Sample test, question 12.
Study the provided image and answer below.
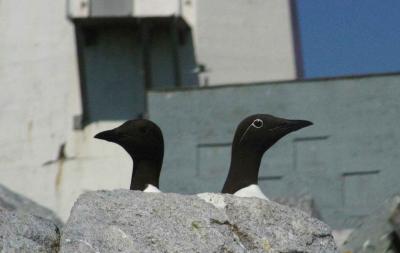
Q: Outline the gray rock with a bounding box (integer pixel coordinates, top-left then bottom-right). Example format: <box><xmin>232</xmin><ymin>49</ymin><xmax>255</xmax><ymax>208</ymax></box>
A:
<box><xmin>331</xmin><ymin>229</ymin><xmax>353</xmax><ymax>248</ymax></box>
<box><xmin>389</xmin><ymin>201</ymin><xmax>400</xmax><ymax>239</ymax></box>
<box><xmin>61</xmin><ymin>190</ymin><xmax>337</xmax><ymax>253</ymax></box>
<box><xmin>273</xmin><ymin>194</ymin><xmax>321</xmax><ymax>218</ymax></box>
<box><xmin>342</xmin><ymin>195</ymin><xmax>400</xmax><ymax>253</ymax></box>
<box><xmin>0</xmin><ymin>210</ymin><xmax>60</xmax><ymax>253</ymax></box>
<box><xmin>0</xmin><ymin>184</ymin><xmax>62</xmax><ymax>227</ymax></box>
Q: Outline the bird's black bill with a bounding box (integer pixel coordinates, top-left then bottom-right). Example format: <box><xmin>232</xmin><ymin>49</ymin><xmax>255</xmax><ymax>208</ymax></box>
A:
<box><xmin>94</xmin><ymin>129</ymin><xmax>117</xmax><ymax>142</ymax></box>
<box><xmin>284</xmin><ymin>119</ymin><xmax>313</xmax><ymax>132</ymax></box>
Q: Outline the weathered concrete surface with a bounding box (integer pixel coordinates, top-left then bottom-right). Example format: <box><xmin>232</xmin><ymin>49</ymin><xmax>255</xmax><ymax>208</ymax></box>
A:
<box><xmin>0</xmin><ymin>0</ymin><xmax>80</xmax><ymax>220</ymax></box>
<box><xmin>61</xmin><ymin>190</ymin><xmax>337</xmax><ymax>253</ymax></box>
<box><xmin>0</xmin><ymin>210</ymin><xmax>60</xmax><ymax>253</ymax></box>
<box><xmin>0</xmin><ymin>184</ymin><xmax>62</xmax><ymax>227</ymax></box>
<box><xmin>341</xmin><ymin>195</ymin><xmax>400</xmax><ymax>253</ymax></box>
<box><xmin>195</xmin><ymin>0</ymin><xmax>296</xmax><ymax>85</ymax></box>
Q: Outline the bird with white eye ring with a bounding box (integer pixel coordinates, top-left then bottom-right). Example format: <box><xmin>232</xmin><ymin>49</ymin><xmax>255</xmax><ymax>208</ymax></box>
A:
<box><xmin>253</xmin><ymin>119</ymin><xmax>263</xmax><ymax>128</ymax></box>
<box><xmin>239</xmin><ymin>119</ymin><xmax>264</xmax><ymax>144</ymax></box>
<box><xmin>222</xmin><ymin>114</ymin><xmax>313</xmax><ymax>200</ymax></box>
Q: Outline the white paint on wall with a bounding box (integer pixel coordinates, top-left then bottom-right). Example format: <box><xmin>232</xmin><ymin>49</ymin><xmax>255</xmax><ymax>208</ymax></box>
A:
<box><xmin>193</xmin><ymin>0</ymin><xmax>296</xmax><ymax>85</ymax></box>
<box><xmin>181</xmin><ymin>0</ymin><xmax>196</xmax><ymax>28</ymax></box>
<box><xmin>0</xmin><ymin>0</ymin><xmax>81</xmax><ymax>218</ymax></box>
<box><xmin>133</xmin><ymin>0</ymin><xmax>181</xmax><ymax>17</ymax></box>
<box><xmin>67</xmin><ymin>0</ymin><xmax>90</xmax><ymax>18</ymax></box>
<box><xmin>58</xmin><ymin>122</ymin><xmax>133</xmax><ymax>219</ymax></box>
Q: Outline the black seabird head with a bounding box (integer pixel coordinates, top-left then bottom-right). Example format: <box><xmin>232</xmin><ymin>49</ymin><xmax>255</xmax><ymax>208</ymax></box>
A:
<box><xmin>233</xmin><ymin>114</ymin><xmax>313</xmax><ymax>155</ymax></box>
<box><xmin>222</xmin><ymin>114</ymin><xmax>312</xmax><ymax>194</ymax></box>
<box><xmin>94</xmin><ymin>119</ymin><xmax>164</xmax><ymax>162</ymax></box>
<box><xmin>94</xmin><ymin>119</ymin><xmax>164</xmax><ymax>191</ymax></box>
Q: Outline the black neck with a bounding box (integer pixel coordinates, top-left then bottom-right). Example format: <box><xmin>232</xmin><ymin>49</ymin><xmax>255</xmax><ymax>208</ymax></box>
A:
<box><xmin>130</xmin><ymin>159</ymin><xmax>161</xmax><ymax>191</ymax></box>
<box><xmin>222</xmin><ymin>146</ymin><xmax>263</xmax><ymax>194</ymax></box>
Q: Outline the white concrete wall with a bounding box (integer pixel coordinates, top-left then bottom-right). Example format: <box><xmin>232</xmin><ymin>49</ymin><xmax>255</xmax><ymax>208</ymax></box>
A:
<box><xmin>133</xmin><ymin>0</ymin><xmax>181</xmax><ymax>17</ymax></box>
<box><xmin>0</xmin><ymin>1</ymin><xmax>135</xmax><ymax>220</ymax></box>
<box><xmin>193</xmin><ymin>0</ymin><xmax>296</xmax><ymax>85</ymax></box>
<box><xmin>0</xmin><ymin>0</ymin><xmax>80</xmax><ymax>218</ymax></box>
<box><xmin>60</xmin><ymin>122</ymin><xmax>133</xmax><ymax>220</ymax></box>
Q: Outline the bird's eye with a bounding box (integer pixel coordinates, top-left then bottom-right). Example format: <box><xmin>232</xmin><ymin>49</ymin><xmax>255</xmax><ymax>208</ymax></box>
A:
<box><xmin>252</xmin><ymin>119</ymin><xmax>263</xmax><ymax>128</ymax></box>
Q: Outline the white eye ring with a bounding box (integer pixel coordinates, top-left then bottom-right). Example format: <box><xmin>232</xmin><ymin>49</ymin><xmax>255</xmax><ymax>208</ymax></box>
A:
<box><xmin>252</xmin><ymin>119</ymin><xmax>263</xmax><ymax>128</ymax></box>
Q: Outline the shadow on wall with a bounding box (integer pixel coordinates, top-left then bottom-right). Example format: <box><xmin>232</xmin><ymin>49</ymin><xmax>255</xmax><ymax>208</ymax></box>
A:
<box><xmin>74</xmin><ymin>18</ymin><xmax>199</xmax><ymax>126</ymax></box>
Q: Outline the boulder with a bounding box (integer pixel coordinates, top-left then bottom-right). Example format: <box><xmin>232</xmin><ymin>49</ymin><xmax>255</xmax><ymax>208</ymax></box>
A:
<box><xmin>331</xmin><ymin>229</ymin><xmax>353</xmax><ymax>249</ymax></box>
<box><xmin>0</xmin><ymin>210</ymin><xmax>60</xmax><ymax>253</ymax></box>
<box><xmin>0</xmin><ymin>184</ymin><xmax>62</xmax><ymax>227</ymax></box>
<box><xmin>273</xmin><ymin>194</ymin><xmax>320</xmax><ymax>218</ymax></box>
<box><xmin>390</xmin><ymin>201</ymin><xmax>400</xmax><ymax>239</ymax></box>
<box><xmin>61</xmin><ymin>190</ymin><xmax>337</xmax><ymax>253</ymax></box>
<box><xmin>342</xmin><ymin>195</ymin><xmax>400</xmax><ymax>253</ymax></box>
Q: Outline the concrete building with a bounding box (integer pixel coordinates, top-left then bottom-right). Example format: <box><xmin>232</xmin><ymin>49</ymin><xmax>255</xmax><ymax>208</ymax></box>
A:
<box><xmin>1</xmin><ymin>0</ymin><xmax>399</xmax><ymax>230</ymax></box>
<box><xmin>0</xmin><ymin>0</ymin><xmax>297</xmax><ymax>220</ymax></box>
<box><xmin>68</xmin><ymin>0</ymin><xmax>297</xmax><ymax>126</ymax></box>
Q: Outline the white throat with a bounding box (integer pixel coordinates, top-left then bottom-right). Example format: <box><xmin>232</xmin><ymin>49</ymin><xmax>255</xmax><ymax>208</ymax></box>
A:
<box><xmin>233</xmin><ymin>184</ymin><xmax>269</xmax><ymax>201</ymax></box>
<box><xmin>143</xmin><ymin>184</ymin><xmax>161</xmax><ymax>193</ymax></box>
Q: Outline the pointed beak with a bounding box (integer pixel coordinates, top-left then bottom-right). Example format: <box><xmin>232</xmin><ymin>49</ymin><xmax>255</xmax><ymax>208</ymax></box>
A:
<box><xmin>94</xmin><ymin>129</ymin><xmax>117</xmax><ymax>142</ymax></box>
<box><xmin>285</xmin><ymin>119</ymin><xmax>313</xmax><ymax>132</ymax></box>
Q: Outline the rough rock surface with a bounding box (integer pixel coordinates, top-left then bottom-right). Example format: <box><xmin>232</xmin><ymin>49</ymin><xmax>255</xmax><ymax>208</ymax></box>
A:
<box><xmin>390</xmin><ymin>201</ymin><xmax>400</xmax><ymax>239</ymax></box>
<box><xmin>331</xmin><ymin>229</ymin><xmax>353</xmax><ymax>249</ymax></box>
<box><xmin>0</xmin><ymin>184</ymin><xmax>62</xmax><ymax>227</ymax></box>
<box><xmin>342</xmin><ymin>195</ymin><xmax>400</xmax><ymax>253</ymax></box>
<box><xmin>273</xmin><ymin>194</ymin><xmax>320</xmax><ymax>218</ymax></box>
<box><xmin>0</xmin><ymin>210</ymin><xmax>60</xmax><ymax>253</ymax></box>
<box><xmin>61</xmin><ymin>190</ymin><xmax>337</xmax><ymax>253</ymax></box>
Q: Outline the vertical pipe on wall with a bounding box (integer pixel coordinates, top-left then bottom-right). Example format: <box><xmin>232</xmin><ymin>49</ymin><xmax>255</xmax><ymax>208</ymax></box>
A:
<box><xmin>289</xmin><ymin>0</ymin><xmax>304</xmax><ymax>79</ymax></box>
<box><xmin>74</xmin><ymin>25</ymin><xmax>90</xmax><ymax>127</ymax></box>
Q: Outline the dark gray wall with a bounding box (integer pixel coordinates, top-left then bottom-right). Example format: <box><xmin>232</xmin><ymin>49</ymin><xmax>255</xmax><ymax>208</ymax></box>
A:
<box><xmin>78</xmin><ymin>22</ymin><xmax>198</xmax><ymax>124</ymax></box>
<box><xmin>82</xmin><ymin>26</ymin><xmax>145</xmax><ymax>122</ymax></box>
<box><xmin>148</xmin><ymin>74</ymin><xmax>400</xmax><ymax>229</ymax></box>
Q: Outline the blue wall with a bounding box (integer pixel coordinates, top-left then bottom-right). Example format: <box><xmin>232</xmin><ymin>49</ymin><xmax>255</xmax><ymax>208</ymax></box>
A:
<box><xmin>148</xmin><ymin>74</ymin><xmax>400</xmax><ymax>229</ymax></box>
<box><xmin>297</xmin><ymin>0</ymin><xmax>400</xmax><ymax>78</ymax></box>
